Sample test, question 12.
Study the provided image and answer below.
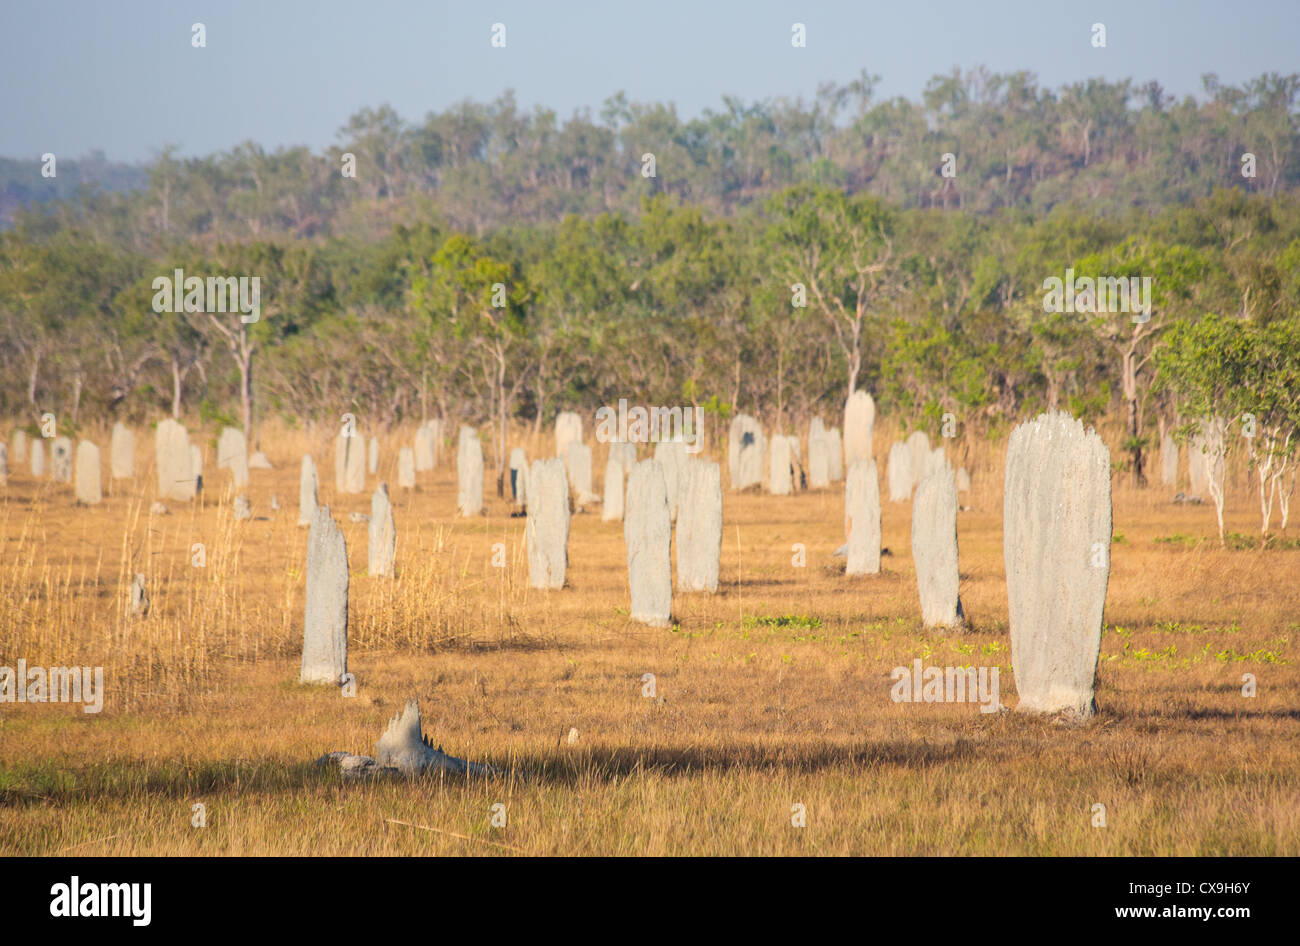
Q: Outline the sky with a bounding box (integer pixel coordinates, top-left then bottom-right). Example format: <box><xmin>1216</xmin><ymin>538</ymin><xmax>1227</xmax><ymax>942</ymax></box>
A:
<box><xmin>2</xmin><ymin>0</ymin><xmax>1298</xmax><ymax>163</ymax></box>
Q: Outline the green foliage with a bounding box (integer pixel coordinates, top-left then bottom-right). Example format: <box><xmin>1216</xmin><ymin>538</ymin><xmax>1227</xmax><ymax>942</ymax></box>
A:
<box><xmin>198</xmin><ymin>399</ymin><xmax>238</xmax><ymax>430</ymax></box>
<box><xmin>742</xmin><ymin>614</ymin><xmax>823</xmax><ymax>630</ymax></box>
<box><xmin>1</xmin><ymin>69</ymin><xmax>1299</xmax><ymax>447</ymax></box>
<box><xmin>1156</xmin><ymin>313</ymin><xmax>1300</xmax><ymax>458</ymax></box>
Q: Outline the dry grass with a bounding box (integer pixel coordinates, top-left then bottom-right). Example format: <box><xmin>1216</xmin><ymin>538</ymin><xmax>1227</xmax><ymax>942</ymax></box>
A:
<box><xmin>1</xmin><ymin>420</ymin><xmax>1297</xmax><ymax>856</ymax></box>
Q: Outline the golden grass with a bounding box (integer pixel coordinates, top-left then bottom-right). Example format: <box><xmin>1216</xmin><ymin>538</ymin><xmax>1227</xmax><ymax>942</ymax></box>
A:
<box><xmin>1</xmin><ymin>420</ymin><xmax>1296</xmax><ymax>856</ymax></box>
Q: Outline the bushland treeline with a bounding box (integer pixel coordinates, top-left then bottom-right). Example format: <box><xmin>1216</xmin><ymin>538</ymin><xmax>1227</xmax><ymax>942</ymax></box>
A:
<box><xmin>1</xmin><ymin>68</ymin><xmax>1299</xmax><ymax>500</ymax></box>
<box><xmin>7</xmin><ymin>69</ymin><xmax>1299</xmax><ymax>233</ymax></box>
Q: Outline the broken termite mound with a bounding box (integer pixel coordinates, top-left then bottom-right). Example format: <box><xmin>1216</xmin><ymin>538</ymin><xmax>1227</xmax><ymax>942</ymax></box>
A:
<box><xmin>315</xmin><ymin>699</ymin><xmax>500</xmax><ymax>778</ymax></box>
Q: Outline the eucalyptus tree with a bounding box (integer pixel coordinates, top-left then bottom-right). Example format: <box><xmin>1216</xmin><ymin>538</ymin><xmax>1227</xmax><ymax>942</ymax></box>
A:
<box><xmin>1159</xmin><ymin>314</ymin><xmax>1300</xmax><ymax>542</ymax></box>
<box><xmin>522</xmin><ymin>213</ymin><xmax>625</xmax><ymax>437</ymax></box>
<box><xmin>765</xmin><ymin>185</ymin><xmax>901</xmax><ymax>398</ymax></box>
<box><xmin>413</xmin><ymin>233</ymin><xmax>526</xmax><ymax>497</ymax></box>
<box><xmin>1070</xmin><ymin>239</ymin><xmax>1214</xmax><ymax>485</ymax></box>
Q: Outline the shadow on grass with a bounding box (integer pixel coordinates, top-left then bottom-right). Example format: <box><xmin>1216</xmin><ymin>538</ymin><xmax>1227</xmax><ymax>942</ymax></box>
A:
<box><xmin>508</xmin><ymin>739</ymin><xmax>977</xmax><ymax>786</ymax></box>
<box><xmin>344</xmin><ymin>632</ymin><xmax>558</xmax><ymax>656</ymax></box>
<box><xmin>462</xmin><ymin>634</ymin><xmax>557</xmax><ymax>654</ymax></box>
<box><xmin>729</xmin><ymin>577</ymin><xmax>803</xmax><ymax>589</ymax></box>
<box><xmin>0</xmin><ymin>738</ymin><xmax>977</xmax><ymax>805</ymax></box>
<box><xmin>1122</xmin><ymin>706</ymin><xmax>1300</xmax><ymax>722</ymax></box>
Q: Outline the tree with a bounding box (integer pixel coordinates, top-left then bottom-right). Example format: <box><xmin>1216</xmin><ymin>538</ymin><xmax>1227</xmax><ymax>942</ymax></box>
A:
<box><xmin>413</xmin><ymin>234</ymin><xmax>526</xmax><ymax>497</ymax></box>
<box><xmin>523</xmin><ymin>214</ymin><xmax>624</xmax><ymax>438</ymax></box>
<box><xmin>1073</xmin><ymin>240</ymin><xmax>1211</xmax><ymax>485</ymax></box>
<box><xmin>765</xmin><ymin>186</ymin><xmax>900</xmax><ymax>398</ymax></box>
<box><xmin>1155</xmin><ymin>314</ymin><xmax>1300</xmax><ymax>543</ymax></box>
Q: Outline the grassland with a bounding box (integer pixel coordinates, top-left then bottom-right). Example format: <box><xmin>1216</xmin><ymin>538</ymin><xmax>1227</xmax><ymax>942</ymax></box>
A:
<box><xmin>1</xmin><ymin>422</ymin><xmax>1296</xmax><ymax>856</ymax></box>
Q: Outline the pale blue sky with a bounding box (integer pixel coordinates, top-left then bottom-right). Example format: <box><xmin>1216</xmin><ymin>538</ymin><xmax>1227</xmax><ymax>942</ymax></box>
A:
<box><xmin>2</xmin><ymin>0</ymin><xmax>1297</xmax><ymax>162</ymax></box>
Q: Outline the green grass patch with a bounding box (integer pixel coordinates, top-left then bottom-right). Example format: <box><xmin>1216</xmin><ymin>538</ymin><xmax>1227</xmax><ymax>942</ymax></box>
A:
<box><xmin>742</xmin><ymin>614</ymin><xmax>823</xmax><ymax>631</ymax></box>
